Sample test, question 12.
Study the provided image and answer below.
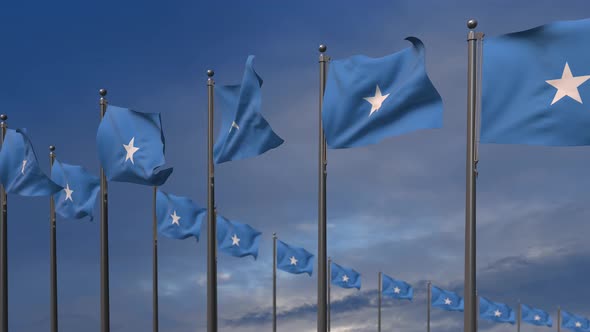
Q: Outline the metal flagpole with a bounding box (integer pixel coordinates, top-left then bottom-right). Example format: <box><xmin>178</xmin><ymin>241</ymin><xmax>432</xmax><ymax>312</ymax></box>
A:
<box><xmin>317</xmin><ymin>43</ymin><xmax>328</xmax><ymax>332</ymax></box>
<box><xmin>273</xmin><ymin>233</ymin><xmax>277</xmax><ymax>332</ymax></box>
<box><xmin>0</xmin><ymin>114</ymin><xmax>6</xmax><ymax>332</ymax></box>
<box><xmin>427</xmin><ymin>281</ymin><xmax>431</xmax><ymax>332</ymax></box>
<box><xmin>377</xmin><ymin>272</ymin><xmax>382</xmax><ymax>332</ymax></box>
<box><xmin>153</xmin><ymin>186</ymin><xmax>159</xmax><ymax>332</ymax></box>
<box><xmin>99</xmin><ymin>89</ymin><xmax>110</xmax><ymax>332</ymax></box>
<box><xmin>464</xmin><ymin>19</ymin><xmax>480</xmax><ymax>332</ymax></box>
<box><xmin>327</xmin><ymin>257</ymin><xmax>331</xmax><ymax>332</ymax></box>
<box><xmin>49</xmin><ymin>146</ymin><xmax>58</xmax><ymax>332</ymax></box>
<box><xmin>557</xmin><ymin>307</ymin><xmax>560</xmax><ymax>332</ymax></box>
<box><xmin>206</xmin><ymin>70</ymin><xmax>218</xmax><ymax>332</ymax></box>
<box><xmin>517</xmin><ymin>301</ymin><xmax>521</xmax><ymax>332</ymax></box>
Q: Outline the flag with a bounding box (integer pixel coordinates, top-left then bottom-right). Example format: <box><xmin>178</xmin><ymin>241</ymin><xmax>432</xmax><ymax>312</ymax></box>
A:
<box><xmin>216</xmin><ymin>214</ymin><xmax>262</xmax><ymax>259</ymax></box>
<box><xmin>276</xmin><ymin>240</ymin><xmax>314</xmax><ymax>275</ymax></box>
<box><xmin>479</xmin><ymin>296</ymin><xmax>515</xmax><ymax>324</ymax></box>
<box><xmin>156</xmin><ymin>190</ymin><xmax>205</xmax><ymax>240</ymax></box>
<box><xmin>51</xmin><ymin>159</ymin><xmax>99</xmax><ymax>220</ymax></box>
<box><xmin>330</xmin><ymin>261</ymin><xmax>361</xmax><ymax>290</ymax></box>
<box><xmin>381</xmin><ymin>274</ymin><xmax>412</xmax><ymax>300</ymax></box>
<box><xmin>521</xmin><ymin>304</ymin><xmax>552</xmax><ymax>327</ymax></box>
<box><xmin>96</xmin><ymin>105</ymin><xmax>173</xmax><ymax>186</ymax></box>
<box><xmin>481</xmin><ymin>18</ymin><xmax>590</xmax><ymax>146</ymax></box>
<box><xmin>321</xmin><ymin>37</ymin><xmax>443</xmax><ymax>149</ymax></box>
<box><xmin>0</xmin><ymin>129</ymin><xmax>62</xmax><ymax>196</ymax></box>
<box><xmin>431</xmin><ymin>285</ymin><xmax>464</xmax><ymax>312</ymax></box>
<box><xmin>562</xmin><ymin>311</ymin><xmax>590</xmax><ymax>332</ymax></box>
<box><xmin>214</xmin><ymin>55</ymin><xmax>284</xmax><ymax>164</ymax></box>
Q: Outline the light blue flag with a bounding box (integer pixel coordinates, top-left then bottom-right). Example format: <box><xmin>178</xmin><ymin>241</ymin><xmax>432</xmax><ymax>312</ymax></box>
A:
<box><xmin>322</xmin><ymin>37</ymin><xmax>443</xmax><ymax>149</ymax></box>
<box><xmin>276</xmin><ymin>240</ymin><xmax>314</xmax><ymax>276</ymax></box>
<box><xmin>431</xmin><ymin>285</ymin><xmax>464</xmax><ymax>312</ymax></box>
<box><xmin>156</xmin><ymin>190</ymin><xmax>205</xmax><ymax>241</ymax></box>
<box><xmin>216</xmin><ymin>215</ymin><xmax>262</xmax><ymax>259</ymax></box>
<box><xmin>51</xmin><ymin>159</ymin><xmax>99</xmax><ymax>220</ymax></box>
<box><xmin>96</xmin><ymin>105</ymin><xmax>173</xmax><ymax>186</ymax></box>
<box><xmin>521</xmin><ymin>304</ymin><xmax>552</xmax><ymax>327</ymax></box>
<box><xmin>562</xmin><ymin>311</ymin><xmax>590</xmax><ymax>332</ymax></box>
<box><xmin>330</xmin><ymin>261</ymin><xmax>361</xmax><ymax>290</ymax></box>
<box><xmin>481</xmin><ymin>18</ymin><xmax>590</xmax><ymax>146</ymax></box>
<box><xmin>213</xmin><ymin>55</ymin><xmax>284</xmax><ymax>164</ymax></box>
<box><xmin>0</xmin><ymin>129</ymin><xmax>62</xmax><ymax>196</ymax></box>
<box><xmin>479</xmin><ymin>296</ymin><xmax>515</xmax><ymax>324</ymax></box>
<box><xmin>381</xmin><ymin>274</ymin><xmax>412</xmax><ymax>300</ymax></box>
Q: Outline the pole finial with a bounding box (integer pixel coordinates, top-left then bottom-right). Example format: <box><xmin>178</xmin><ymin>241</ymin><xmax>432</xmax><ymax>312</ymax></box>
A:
<box><xmin>467</xmin><ymin>19</ymin><xmax>478</xmax><ymax>30</ymax></box>
<box><xmin>0</xmin><ymin>115</ymin><xmax>7</xmax><ymax>121</ymax></box>
<box><xmin>99</xmin><ymin>89</ymin><xmax>107</xmax><ymax>97</ymax></box>
<box><xmin>319</xmin><ymin>44</ymin><xmax>327</xmax><ymax>53</ymax></box>
<box><xmin>207</xmin><ymin>70</ymin><xmax>215</xmax><ymax>78</ymax></box>
<box><xmin>49</xmin><ymin>145</ymin><xmax>56</xmax><ymax>152</ymax></box>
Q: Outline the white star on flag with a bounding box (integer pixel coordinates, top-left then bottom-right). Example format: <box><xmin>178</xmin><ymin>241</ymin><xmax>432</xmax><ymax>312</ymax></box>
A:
<box><xmin>444</xmin><ymin>298</ymin><xmax>452</xmax><ymax>305</ymax></box>
<box><xmin>170</xmin><ymin>211</ymin><xmax>181</xmax><ymax>225</ymax></box>
<box><xmin>123</xmin><ymin>137</ymin><xmax>140</xmax><ymax>164</ymax></box>
<box><xmin>546</xmin><ymin>62</ymin><xmax>590</xmax><ymax>105</ymax></box>
<box><xmin>576</xmin><ymin>322</ymin><xmax>582</xmax><ymax>328</ymax></box>
<box><xmin>393</xmin><ymin>287</ymin><xmax>401</xmax><ymax>294</ymax></box>
<box><xmin>231</xmin><ymin>234</ymin><xmax>240</xmax><ymax>246</ymax></box>
<box><xmin>494</xmin><ymin>310</ymin><xmax>502</xmax><ymax>317</ymax></box>
<box><xmin>64</xmin><ymin>184</ymin><xmax>74</xmax><ymax>202</ymax></box>
<box><xmin>289</xmin><ymin>256</ymin><xmax>298</xmax><ymax>265</ymax></box>
<box><xmin>342</xmin><ymin>275</ymin><xmax>349</xmax><ymax>283</ymax></box>
<box><xmin>230</xmin><ymin>121</ymin><xmax>240</xmax><ymax>132</ymax></box>
<box><xmin>21</xmin><ymin>160</ymin><xmax>27</xmax><ymax>174</ymax></box>
<box><xmin>534</xmin><ymin>315</ymin><xmax>541</xmax><ymax>321</ymax></box>
<box><xmin>363</xmin><ymin>85</ymin><xmax>390</xmax><ymax>116</ymax></box>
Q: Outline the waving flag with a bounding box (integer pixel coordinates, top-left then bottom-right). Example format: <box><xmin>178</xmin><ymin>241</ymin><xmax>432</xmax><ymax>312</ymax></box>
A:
<box><xmin>156</xmin><ymin>190</ymin><xmax>205</xmax><ymax>240</ymax></box>
<box><xmin>381</xmin><ymin>274</ymin><xmax>412</xmax><ymax>300</ymax></box>
<box><xmin>479</xmin><ymin>296</ymin><xmax>515</xmax><ymax>324</ymax></box>
<box><xmin>330</xmin><ymin>261</ymin><xmax>361</xmax><ymax>290</ymax></box>
<box><xmin>521</xmin><ymin>304</ymin><xmax>552</xmax><ymax>327</ymax></box>
<box><xmin>216</xmin><ymin>215</ymin><xmax>262</xmax><ymax>259</ymax></box>
<box><xmin>431</xmin><ymin>286</ymin><xmax>464</xmax><ymax>312</ymax></box>
<box><xmin>562</xmin><ymin>310</ymin><xmax>590</xmax><ymax>332</ymax></box>
<box><xmin>0</xmin><ymin>129</ymin><xmax>62</xmax><ymax>196</ymax></box>
<box><xmin>276</xmin><ymin>240</ymin><xmax>314</xmax><ymax>275</ymax></box>
<box><xmin>51</xmin><ymin>159</ymin><xmax>99</xmax><ymax>220</ymax></box>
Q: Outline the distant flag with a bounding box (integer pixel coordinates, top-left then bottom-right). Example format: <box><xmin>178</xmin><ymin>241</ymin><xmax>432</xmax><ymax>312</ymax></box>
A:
<box><xmin>521</xmin><ymin>304</ymin><xmax>552</xmax><ymax>327</ymax></box>
<box><xmin>0</xmin><ymin>129</ymin><xmax>62</xmax><ymax>196</ymax></box>
<box><xmin>561</xmin><ymin>310</ymin><xmax>590</xmax><ymax>332</ymax></box>
<box><xmin>51</xmin><ymin>159</ymin><xmax>99</xmax><ymax>220</ymax></box>
<box><xmin>276</xmin><ymin>240</ymin><xmax>314</xmax><ymax>275</ymax></box>
<box><xmin>156</xmin><ymin>190</ymin><xmax>205</xmax><ymax>240</ymax></box>
<box><xmin>216</xmin><ymin>214</ymin><xmax>262</xmax><ymax>259</ymax></box>
<box><xmin>481</xmin><ymin>18</ymin><xmax>590</xmax><ymax>146</ymax></box>
<box><xmin>479</xmin><ymin>296</ymin><xmax>515</xmax><ymax>324</ymax></box>
<box><xmin>322</xmin><ymin>37</ymin><xmax>443</xmax><ymax>149</ymax></box>
<box><xmin>330</xmin><ymin>261</ymin><xmax>361</xmax><ymax>290</ymax></box>
<box><xmin>431</xmin><ymin>285</ymin><xmax>464</xmax><ymax>312</ymax></box>
<box><xmin>96</xmin><ymin>105</ymin><xmax>173</xmax><ymax>186</ymax></box>
<box><xmin>213</xmin><ymin>55</ymin><xmax>284</xmax><ymax>164</ymax></box>
<box><xmin>381</xmin><ymin>274</ymin><xmax>412</xmax><ymax>300</ymax></box>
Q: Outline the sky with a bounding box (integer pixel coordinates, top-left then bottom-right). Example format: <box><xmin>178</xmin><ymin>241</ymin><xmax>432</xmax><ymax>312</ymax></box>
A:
<box><xmin>1</xmin><ymin>0</ymin><xmax>590</xmax><ymax>331</ymax></box>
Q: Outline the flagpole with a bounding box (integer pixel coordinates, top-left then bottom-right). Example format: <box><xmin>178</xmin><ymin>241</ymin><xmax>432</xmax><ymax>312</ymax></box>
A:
<box><xmin>427</xmin><ymin>281</ymin><xmax>431</xmax><ymax>332</ymax></box>
<box><xmin>99</xmin><ymin>89</ymin><xmax>110</xmax><ymax>332</ymax></box>
<box><xmin>206</xmin><ymin>69</ymin><xmax>218</xmax><ymax>332</ymax></box>
<box><xmin>327</xmin><ymin>257</ymin><xmax>331</xmax><ymax>332</ymax></box>
<box><xmin>49</xmin><ymin>146</ymin><xmax>58</xmax><ymax>332</ymax></box>
<box><xmin>517</xmin><ymin>301</ymin><xmax>520</xmax><ymax>332</ymax></box>
<box><xmin>0</xmin><ymin>114</ymin><xmax>7</xmax><ymax>332</ymax></box>
<box><xmin>153</xmin><ymin>186</ymin><xmax>158</xmax><ymax>332</ymax></box>
<box><xmin>464</xmin><ymin>19</ymin><xmax>480</xmax><ymax>332</ymax></box>
<box><xmin>377</xmin><ymin>272</ymin><xmax>381</xmax><ymax>332</ymax></box>
<box><xmin>317</xmin><ymin>43</ymin><xmax>328</xmax><ymax>332</ymax></box>
<box><xmin>273</xmin><ymin>233</ymin><xmax>277</xmax><ymax>332</ymax></box>
<box><xmin>557</xmin><ymin>307</ymin><xmax>560</xmax><ymax>332</ymax></box>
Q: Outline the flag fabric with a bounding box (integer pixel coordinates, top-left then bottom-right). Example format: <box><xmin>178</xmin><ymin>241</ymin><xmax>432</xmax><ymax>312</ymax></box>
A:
<box><xmin>381</xmin><ymin>274</ymin><xmax>412</xmax><ymax>300</ymax></box>
<box><xmin>51</xmin><ymin>159</ymin><xmax>99</xmax><ymax>220</ymax></box>
<box><xmin>321</xmin><ymin>37</ymin><xmax>443</xmax><ymax>149</ymax></box>
<box><xmin>521</xmin><ymin>304</ymin><xmax>552</xmax><ymax>327</ymax></box>
<box><xmin>213</xmin><ymin>55</ymin><xmax>284</xmax><ymax>164</ymax></box>
<box><xmin>156</xmin><ymin>190</ymin><xmax>205</xmax><ymax>240</ymax></box>
<box><xmin>276</xmin><ymin>240</ymin><xmax>314</xmax><ymax>275</ymax></box>
<box><xmin>330</xmin><ymin>262</ymin><xmax>361</xmax><ymax>290</ymax></box>
<box><xmin>431</xmin><ymin>285</ymin><xmax>464</xmax><ymax>312</ymax></box>
<box><xmin>479</xmin><ymin>296</ymin><xmax>515</xmax><ymax>324</ymax></box>
<box><xmin>96</xmin><ymin>105</ymin><xmax>173</xmax><ymax>186</ymax></box>
<box><xmin>562</xmin><ymin>311</ymin><xmax>590</xmax><ymax>332</ymax></box>
<box><xmin>0</xmin><ymin>129</ymin><xmax>62</xmax><ymax>196</ymax></box>
<box><xmin>216</xmin><ymin>214</ymin><xmax>262</xmax><ymax>259</ymax></box>
<box><xmin>481</xmin><ymin>18</ymin><xmax>590</xmax><ymax>146</ymax></box>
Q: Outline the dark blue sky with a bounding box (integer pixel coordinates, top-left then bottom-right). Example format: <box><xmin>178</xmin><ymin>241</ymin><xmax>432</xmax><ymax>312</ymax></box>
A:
<box><xmin>1</xmin><ymin>1</ymin><xmax>590</xmax><ymax>331</ymax></box>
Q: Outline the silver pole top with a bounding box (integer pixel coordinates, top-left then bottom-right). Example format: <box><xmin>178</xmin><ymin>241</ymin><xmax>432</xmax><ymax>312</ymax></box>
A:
<box><xmin>319</xmin><ymin>45</ymin><xmax>327</xmax><ymax>53</ymax></box>
<box><xmin>0</xmin><ymin>115</ymin><xmax>6</xmax><ymax>121</ymax></box>
<box><xmin>467</xmin><ymin>19</ymin><xmax>478</xmax><ymax>30</ymax></box>
<box><xmin>207</xmin><ymin>70</ymin><xmax>215</xmax><ymax>78</ymax></box>
<box><xmin>99</xmin><ymin>89</ymin><xmax>107</xmax><ymax>97</ymax></box>
<box><xmin>49</xmin><ymin>145</ymin><xmax>56</xmax><ymax>152</ymax></box>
